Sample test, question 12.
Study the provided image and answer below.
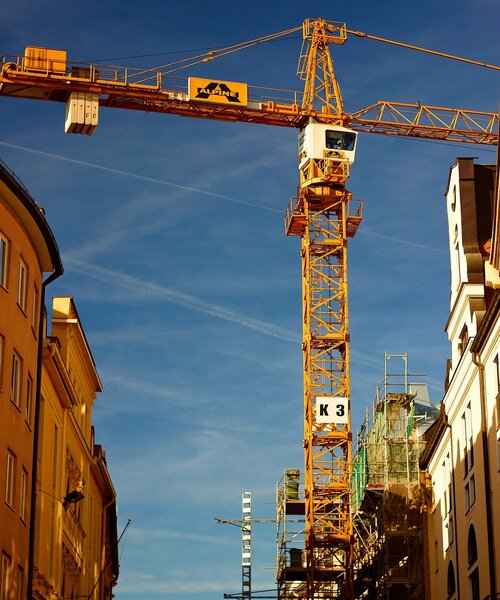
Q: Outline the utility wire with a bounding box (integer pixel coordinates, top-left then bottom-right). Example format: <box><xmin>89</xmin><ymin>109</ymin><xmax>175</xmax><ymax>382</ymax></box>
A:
<box><xmin>84</xmin><ymin>34</ymin><xmax>302</xmax><ymax>64</ymax></box>
<box><xmin>346</xmin><ymin>27</ymin><xmax>500</xmax><ymax>71</ymax></box>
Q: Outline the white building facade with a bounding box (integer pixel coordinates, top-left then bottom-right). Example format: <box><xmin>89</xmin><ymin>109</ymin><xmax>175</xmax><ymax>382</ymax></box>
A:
<box><xmin>420</xmin><ymin>157</ymin><xmax>499</xmax><ymax>600</ymax></box>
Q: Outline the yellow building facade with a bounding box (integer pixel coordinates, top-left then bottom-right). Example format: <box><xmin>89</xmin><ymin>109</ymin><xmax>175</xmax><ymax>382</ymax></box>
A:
<box><xmin>33</xmin><ymin>297</ymin><xmax>118</xmax><ymax>600</ymax></box>
<box><xmin>0</xmin><ymin>160</ymin><xmax>62</xmax><ymax>600</ymax></box>
<box><xmin>0</xmin><ymin>159</ymin><xmax>118</xmax><ymax>600</ymax></box>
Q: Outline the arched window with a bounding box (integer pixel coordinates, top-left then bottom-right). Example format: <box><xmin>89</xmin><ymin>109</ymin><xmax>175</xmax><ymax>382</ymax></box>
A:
<box><xmin>468</xmin><ymin>525</ymin><xmax>478</xmax><ymax>566</ymax></box>
<box><xmin>447</xmin><ymin>561</ymin><xmax>456</xmax><ymax>596</ymax></box>
<box><xmin>458</xmin><ymin>325</ymin><xmax>469</xmax><ymax>357</ymax></box>
<box><xmin>468</xmin><ymin>525</ymin><xmax>480</xmax><ymax>600</ymax></box>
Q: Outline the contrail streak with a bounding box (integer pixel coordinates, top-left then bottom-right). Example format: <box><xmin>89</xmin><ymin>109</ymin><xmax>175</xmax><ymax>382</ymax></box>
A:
<box><xmin>357</xmin><ymin>228</ymin><xmax>448</xmax><ymax>254</ymax></box>
<box><xmin>66</xmin><ymin>258</ymin><xmax>301</xmax><ymax>343</ymax></box>
<box><xmin>1</xmin><ymin>140</ymin><xmax>447</xmax><ymax>253</ymax></box>
<box><xmin>65</xmin><ymin>260</ymin><xmax>403</xmax><ymax>370</ymax></box>
<box><xmin>0</xmin><ymin>140</ymin><xmax>281</xmax><ymax>213</ymax></box>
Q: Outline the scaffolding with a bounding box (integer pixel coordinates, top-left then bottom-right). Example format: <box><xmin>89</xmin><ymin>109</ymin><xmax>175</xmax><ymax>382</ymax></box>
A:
<box><xmin>276</xmin><ymin>469</ymin><xmax>307</xmax><ymax>600</ymax></box>
<box><xmin>351</xmin><ymin>354</ymin><xmax>438</xmax><ymax>600</ymax></box>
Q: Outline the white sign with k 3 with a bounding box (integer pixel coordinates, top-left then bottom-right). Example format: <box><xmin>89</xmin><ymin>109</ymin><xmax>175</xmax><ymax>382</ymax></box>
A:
<box><xmin>315</xmin><ymin>396</ymin><xmax>349</xmax><ymax>424</ymax></box>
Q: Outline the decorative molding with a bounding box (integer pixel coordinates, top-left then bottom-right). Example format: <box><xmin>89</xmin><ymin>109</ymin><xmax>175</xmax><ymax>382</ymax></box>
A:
<box><xmin>62</xmin><ymin>544</ymin><xmax>81</xmax><ymax>580</ymax></box>
<box><xmin>65</xmin><ymin>447</ymin><xmax>85</xmax><ymax>492</ymax></box>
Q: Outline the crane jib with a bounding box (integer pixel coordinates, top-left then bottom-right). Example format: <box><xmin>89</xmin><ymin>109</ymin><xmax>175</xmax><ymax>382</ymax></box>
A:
<box><xmin>0</xmin><ymin>54</ymin><xmax>497</xmax><ymax>144</ymax></box>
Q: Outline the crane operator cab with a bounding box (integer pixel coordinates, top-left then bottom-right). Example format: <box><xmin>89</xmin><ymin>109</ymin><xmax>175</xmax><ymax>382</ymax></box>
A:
<box><xmin>298</xmin><ymin>123</ymin><xmax>357</xmax><ymax>169</ymax></box>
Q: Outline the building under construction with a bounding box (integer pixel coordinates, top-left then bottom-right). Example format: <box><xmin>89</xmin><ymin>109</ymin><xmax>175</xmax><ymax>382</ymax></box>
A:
<box><xmin>276</xmin><ymin>354</ymin><xmax>439</xmax><ymax>600</ymax></box>
<box><xmin>350</xmin><ymin>354</ymin><xmax>439</xmax><ymax>599</ymax></box>
<box><xmin>276</xmin><ymin>468</ymin><xmax>307</xmax><ymax>600</ymax></box>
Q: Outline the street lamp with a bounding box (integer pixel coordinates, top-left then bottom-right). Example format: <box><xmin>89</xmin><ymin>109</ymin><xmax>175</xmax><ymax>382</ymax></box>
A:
<box><xmin>37</xmin><ymin>488</ymin><xmax>85</xmax><ymax>506</ymax></box>
<box><xmin>63</xmin><ymin>490</ymin><xmax>85</xmax><ymax>505</ymax></box>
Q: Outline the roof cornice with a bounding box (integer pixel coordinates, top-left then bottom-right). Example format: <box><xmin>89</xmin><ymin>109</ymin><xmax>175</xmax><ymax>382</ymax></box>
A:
<box><xmin>0</xmin><ymin>160</ymin><xmax>63</xmax><ymax>276</ymax></box>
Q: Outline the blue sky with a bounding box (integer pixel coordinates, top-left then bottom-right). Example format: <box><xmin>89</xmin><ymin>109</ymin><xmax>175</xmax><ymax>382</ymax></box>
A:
<box><xmin>1</xmin><ymin>1</ymin><xmax>499</xmax><ymax>599</ymax></box>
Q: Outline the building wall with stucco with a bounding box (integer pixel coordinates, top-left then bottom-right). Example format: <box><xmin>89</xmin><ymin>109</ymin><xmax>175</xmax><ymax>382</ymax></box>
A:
<box><xmin>421</xmin><ymin>158</ymin><xmax>499</xmax><ymax>600</ymax></box>
<box><xmin>0</xmin><ymin>160</ymin><xmax>62</xmax><ymax>600</ymax></box>
<box><xmin>33</xmin><ymin>297</ymin><xmax>118</xmax><ymax>600</ymax></box>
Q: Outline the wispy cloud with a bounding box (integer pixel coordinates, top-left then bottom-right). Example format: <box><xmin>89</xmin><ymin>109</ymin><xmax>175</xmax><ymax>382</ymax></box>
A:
<box><xmin>117</xmin><ymin>574</ymin><xmax>236</xmax><ymax>595</ymax></box>
<box><xmin>1</xmin><ymin>141</ymin><xmax>448</xmax><ymax>260</ymax></box>
<box><xmin>66</xmin><ymin>258</ymin><xmax>300</xmax><ymax>343</ymax></box>
<box><xmin>128</xmin><ymin>526</ymin><xmax>234</xmax><ymax>545</ymax></box>
<box><xmin>99</xmin><ymin>372</ymin><xmax>182</xmax><ymax>405</ymax></box>
<box><xmin>0</xmin><ymin>140</ymin><xmax>282</xmax><ymax>213</ymax></box>
<box><xmin>69</xmin><ymin>259</ymin><xmax>422</xmax><ymax>379</ymax></box>
<box><xmin>357</xmin><ymin>227</ymin><xmax>447</xmax><ymax>254</ymax></box>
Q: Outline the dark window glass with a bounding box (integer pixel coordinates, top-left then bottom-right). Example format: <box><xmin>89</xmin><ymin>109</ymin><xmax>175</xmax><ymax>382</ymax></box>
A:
<box><xmin>447</xmin><ymin>561</ymin><xmax>456</xmax><ymax>596</ymax></box>
<box><xmin>325</xmin><ymin>130</ymin><xmax>356</xmax><ymax>151</ymax></box>
<box><xmin>468</xmin><ymin>525</ymin><xmax>478</xmax><ymax>565</ymax></box>
<box><xmin>0</xmin><ymin>236</ymin><xmax>7</xmax><ymax>287</ymax></box>
<box><xmin>469</xmin><ymin>567</ymin><xmax>479</xmax><ymax>600</ymax></box>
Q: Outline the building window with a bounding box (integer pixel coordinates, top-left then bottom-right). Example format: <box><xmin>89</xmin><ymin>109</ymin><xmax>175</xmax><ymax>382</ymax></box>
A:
<box><xmin>0</xmin><ymin>234</ymin><xmax>8</xmax><ymax>289</ymax></box>
<box><xmin>15</xmin><ymin>567</ymin><xmax>23</xmax><ymax>600</ymax></box>
<box><xmin>469</xmin><ymin>567</ymin><xmax>480</xmax><ymax>600</ymax></box>
<box><xmin>494</xmin><ymin>355</ymin><xmax>500</xmax><ymax>426</ymax></box>
<box><xmin>17</xmin><ymin>259</ymin><xmax>27</xmax><ymax>312</ymax></box>
<box><xmin>5</xmin><ymin>451</ymin><xmax>15</xmax><ymax>508</ymax></box>
<box><xmin>458</xmin><ymin>324</ymin><xmax>469</xmax><ymax>357</ymax></box>
<box><xmin>25</xmin><ymin>374</ymin><xmax>33</xmax><ymax>427</ymax></box>
<box><xmin>454</xmin><ymin>229</ymin><xmax>462</xmax><ymax>291</ymax></box>
<box><xmin>442</xmin><ymin>457</ymin><xmax>453</xmax><ymax>514</ymax></box>
<box><xmin>447</xmin><ymin>515</ymin><xmax>454</xmax><ymax>547</ymax></box>
<box><xmin>468</xmin><ymin>525</ymin><xmax>478</xmax><ymax>565</ymax></box>
<box><xmin>1</xmin><ymin>554</ymin><xmax>10</xmax><ymax>600</ymax></box>
<box><xmin>462</xmin><ymin>403</ymin><xmax>474</xmax><ymax>476</ymax></box>
<box><xmin>31</xmin><ymin>286</ymin><xmax>38</xmax><ymax>333</ymax></box>
<box><xmin>447</xmin><ymin>561</ymin><xmax>456</xmax><ymax>597</ymax></box>
<box><xmin>451</xmin><ymin>186</ymin><xmax>457</xmax><ymax>212</ymax></box>
<box><xmin>10</xmin><ymin>353</ymin><xmax>22</xmax><ymax>409</ymax></box>
<box><xmin>20</xmin><ymin>468</ymin><xmax>28</xmax><ymax>522</ymax></box>
<box><xmin>494</xmin><ymin>354</ymin><xmax>500</xmax><ymax>394</ymax></box>
<box><xmin>467</xmin><ymin>525</ymin><xmax>480</xmax><ymax>599</ymax></box>
<box><xmin>442</xmin><ymin>454</ymin><xmax>454</xmax><ymax>551</ymax></box>
<box><xmin>465</xmin><ymin>475</ymin><xmax>476</xmax><ymax>513</ymax></box>
<box><xmin>0</xmin><ymin>334</ymin><xmax>4</xmax><ymax>391</ymax></box>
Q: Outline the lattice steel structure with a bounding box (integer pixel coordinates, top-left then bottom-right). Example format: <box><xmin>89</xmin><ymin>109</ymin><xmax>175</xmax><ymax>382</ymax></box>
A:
<box><xmin>284</xmin><ymin>20</ymin><xmax>364</xmax><ymax>598</ymax></box>
<box><xmin>286</xmin><ymin>158</ymin><xmax>362</xmax><ymax>600</ymax></box>
<box><xmin>276</xmin><ymin>470</ymin><xmax>307</xmax><ymax>600</ymax></box>
<box><xmin>242</xmin><ymin>492</ymin><xmax>252</xmax><ymax>600</ymax></box>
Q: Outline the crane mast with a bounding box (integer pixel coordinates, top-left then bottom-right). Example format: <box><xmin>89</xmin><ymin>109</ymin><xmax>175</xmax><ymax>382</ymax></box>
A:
<box><xmin>287</xmin><ymin>18</ymin><xmax>357</xmax><ymax>599</ymax></box>
<box><xmin>0</xmin><ymin>19</ymin><xmax>498</xmax><ymax>600</ymax></box>
<box><xmin>298</xmin><ymin>19</ymin><xmax>346</xmax><ymax>120</ymax></box>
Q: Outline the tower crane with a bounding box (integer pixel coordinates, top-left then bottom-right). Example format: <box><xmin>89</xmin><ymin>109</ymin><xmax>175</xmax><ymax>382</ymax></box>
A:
<box><xmin>1</xmin><ymin>18</ymin><xmax>497</xmax><ymax>600</ymax></box>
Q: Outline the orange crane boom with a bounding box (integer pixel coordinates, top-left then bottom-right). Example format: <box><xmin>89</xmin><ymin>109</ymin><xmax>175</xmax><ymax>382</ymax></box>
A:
<box><xmin>0</xmin><ymin>45</ymin><xmax>497</xmax><ymax>143</ymax></box>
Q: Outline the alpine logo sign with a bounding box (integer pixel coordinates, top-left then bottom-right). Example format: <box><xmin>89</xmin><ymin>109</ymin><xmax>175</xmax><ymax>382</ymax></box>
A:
<box><xmin>188</xmin><ymin>77</ymin><xmax>248</xmax><ymax>106</ymax></box>
<box><xmin>315</xmin><ymin>396</ymin><xmax>349</xmax><ymax>424</ymax></box>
